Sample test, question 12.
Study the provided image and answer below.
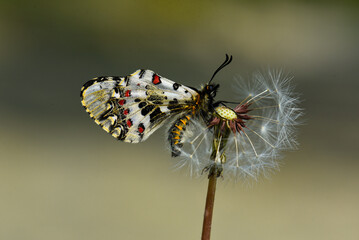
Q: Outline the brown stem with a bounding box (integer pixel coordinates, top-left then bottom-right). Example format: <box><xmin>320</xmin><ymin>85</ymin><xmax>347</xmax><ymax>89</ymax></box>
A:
<box><xmin>201</xmin><ymin>169</ymin><xmax>218</xmax><ymax>240</ymax></box>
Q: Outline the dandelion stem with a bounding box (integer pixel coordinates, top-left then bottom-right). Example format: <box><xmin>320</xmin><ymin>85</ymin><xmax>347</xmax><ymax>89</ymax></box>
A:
<box><xmin>201</xmin><ymin>166</ymin><xmax>219</xmax><ymax>240</ymax></box>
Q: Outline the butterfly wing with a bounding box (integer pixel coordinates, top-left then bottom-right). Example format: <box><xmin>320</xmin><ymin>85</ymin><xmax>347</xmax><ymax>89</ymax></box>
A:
<box><xmin>81</xmin><ymin>69</ymin><xmax>199</xmax><ymax>143</ymax></box>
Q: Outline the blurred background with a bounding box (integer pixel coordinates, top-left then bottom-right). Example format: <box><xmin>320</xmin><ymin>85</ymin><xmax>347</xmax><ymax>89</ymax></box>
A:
<box><xmin>1</xmin><ymin>0</ymin><xmax>358</xmax><ymax>239</ymax></box>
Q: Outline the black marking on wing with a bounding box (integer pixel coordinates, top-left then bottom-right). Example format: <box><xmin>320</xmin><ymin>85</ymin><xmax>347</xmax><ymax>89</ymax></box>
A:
<box><xmin>147</xmin><ymin>95</ymin><xmax>164</xmax><ymax>102</ymax></box>
<box><xmin>98</xmin><ymin>106</ymin><xmax>113</xmax><ymax>121</ymax></box>
<box><xmin>141</xmin><ymin>105</ymin><xmax>156</xmax><ymax>116</ymax></box>
<box><xmin>117</xmin><ymin>126</ymin><xmax>127</xmax><ymax>140</ymax></box>
<box><xmin>138</xmin><ymin>102</ymin><xmax>147</xmax><ymax>108</ymax></box>
<box><xmin>149</xmin><ymin>107</ymin><xmax>166</xmax><ymax>124</ymax></box>
<box><xmin>169</xmin><ymin>98</ymin><xmax>178</xmax><ymax>105</ymax></box>
<box><xmin>139</xmin><ymin>69</ymin><xmax>146</xmax><ymax>78</ymax></box>
<box><xmin>114</xmin><ymin>87</ymin><xmax>120</xmax><ymax>95</ymax></box>
<box><xmin>167</xmin><ymin>104</ymin><xmax>188</xmax><ymax>113</ymax></box>
<box><xmin>147</xmin><ymin>95</ymin><xmax>164</xmax><ymax>104</ymax></box>
<box><xmin>125</xmin><ymin>76</ymin><xmax>131</xmax><ymax>86</ymax></box>
<box><xmin>107</xmin><ymin>120</ymin><xmax>115</xmax><ymax>133</ymax></box>
<box><xmin>173</xmin><ymin>83</ymin><xmax>181</xmax><ymax>90</ymax></box>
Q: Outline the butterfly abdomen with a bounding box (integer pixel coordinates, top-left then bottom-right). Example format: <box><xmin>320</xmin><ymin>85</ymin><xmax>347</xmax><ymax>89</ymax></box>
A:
<box><xmin>168</xmin><ymin>114</ymin><xmax>192</xmax><ymax>157</ymax></box>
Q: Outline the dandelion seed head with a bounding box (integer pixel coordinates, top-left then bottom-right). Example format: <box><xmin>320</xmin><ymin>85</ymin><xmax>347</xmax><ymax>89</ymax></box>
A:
<box><xmin>215</xmin><ymin>106</ymin><xmax>237</xmax><ymax>120</ymax></box>
<box><xmin>168</xmin><ymin>69</ymin><xmax>302</xmax><ymax>182</ymax></box>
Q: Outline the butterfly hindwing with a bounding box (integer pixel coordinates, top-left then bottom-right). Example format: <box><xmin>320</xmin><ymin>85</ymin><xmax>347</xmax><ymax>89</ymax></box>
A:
<box><xmin>81</xmin><ymin>69</ymin><xmax>199</xmax><ymax>143</ymax></box>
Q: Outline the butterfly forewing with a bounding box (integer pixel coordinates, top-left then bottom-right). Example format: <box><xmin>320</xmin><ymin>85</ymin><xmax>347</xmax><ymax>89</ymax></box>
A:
<box><xmin>81</xmin><ymin>69</ymin><xmax>199</xmax><ymax>143</ymax></box>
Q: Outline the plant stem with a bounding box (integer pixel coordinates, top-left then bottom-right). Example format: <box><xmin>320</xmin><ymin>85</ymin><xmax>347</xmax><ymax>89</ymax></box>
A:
<box><xmin>201</xmin><ymin>168</ymin><xmax>218</xmax><ymax>240</ymax></box>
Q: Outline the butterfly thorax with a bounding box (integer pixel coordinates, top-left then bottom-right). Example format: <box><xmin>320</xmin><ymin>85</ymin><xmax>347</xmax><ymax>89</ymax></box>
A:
<box><xmin>196</xmin><ymin>83</ymin><xmax>219</xmax><ymax>118</ymax></box>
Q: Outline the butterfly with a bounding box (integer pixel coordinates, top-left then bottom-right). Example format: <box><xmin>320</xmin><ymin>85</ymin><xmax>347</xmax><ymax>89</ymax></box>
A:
<box><xmin>80</xmin><ymin>54</ymin><xmax>233</xmax><ymax>157</ymax></box>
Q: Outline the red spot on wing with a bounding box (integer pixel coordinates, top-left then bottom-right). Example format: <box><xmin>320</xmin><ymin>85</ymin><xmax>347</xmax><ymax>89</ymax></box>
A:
<box><xmin>125</xmin><ymin>90</ymin><xmax>131</xmax><ymax>97</ymax></box>
<box><xmin>126</xmin><ymin>119</ymin><xmax>132</xmax><ymax>127</ymax></box>
<box><xmin>123</xmin><ymin>109</ymin><xmax>129</xmax><ymax>115</ymax></box>
<box><xmin>152</xmin><ymin>74</ymin><xmax>161</xmax><ymax>85</ymax></box>
<box><xmin>137</xmin><ymin>83</ymin><xmax>140</xmax><ymax>86</ymax></box>
<box><xmin>138</xmin><ymin>126</ymin><xmax>144</xmax><ymax>133</ymax></box>
<box><xmin>119</xmin><ymin>99</ymin><xmax>126</xmax><ymax>105</ymax></box>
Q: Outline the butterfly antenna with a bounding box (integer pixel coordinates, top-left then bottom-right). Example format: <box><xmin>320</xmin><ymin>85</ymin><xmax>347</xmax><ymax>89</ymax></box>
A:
<box><xmin>208</xmin><ymin>54</ymin><xmax>233</xmax><ymax>84</ymax></box>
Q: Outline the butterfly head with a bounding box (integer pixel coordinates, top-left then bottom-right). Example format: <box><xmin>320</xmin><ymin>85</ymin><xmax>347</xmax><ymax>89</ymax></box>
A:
<box><xmin>205</xmin><ymin>83</ymin><xmax>220</xmax><ymax>98</ymax></box>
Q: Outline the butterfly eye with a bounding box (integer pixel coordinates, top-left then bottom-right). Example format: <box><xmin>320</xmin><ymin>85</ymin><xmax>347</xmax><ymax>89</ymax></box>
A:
<box><xmin>210</xmin><ymin>91</ymin><xmax>216</xmax><ymax>98</ymax></box>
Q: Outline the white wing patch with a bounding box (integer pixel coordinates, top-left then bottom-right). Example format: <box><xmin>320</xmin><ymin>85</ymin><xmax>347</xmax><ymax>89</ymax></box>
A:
<box><xmin>81</xmin><ymin>69</ymin><xmax>198</xmax><ymax>143</ymax></box>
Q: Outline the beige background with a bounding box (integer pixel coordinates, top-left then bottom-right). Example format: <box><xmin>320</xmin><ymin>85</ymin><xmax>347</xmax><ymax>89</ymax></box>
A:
<box><xmin>1</xmin><ymin>1</ymin><xmax>358</xmax><ymax>239</ymax></box>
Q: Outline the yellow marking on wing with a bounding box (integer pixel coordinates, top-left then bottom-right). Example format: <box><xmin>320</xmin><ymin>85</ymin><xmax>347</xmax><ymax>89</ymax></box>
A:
<box><xmin>130</xmin><ymin>70</ymin><xmax>141</xmax><ymax>76</ymax></box>
<box><xmin>119</xmin><ymin>77</ymin><xmax>125</xmax><ymax>85</ymax></box>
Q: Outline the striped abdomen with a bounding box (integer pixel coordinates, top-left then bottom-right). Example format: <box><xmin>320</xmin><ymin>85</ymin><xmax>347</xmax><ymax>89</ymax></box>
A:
<box><xmin>168</xmin><ymin>114</ymin><xmax>191</xmax><ymax>157</ymax></box>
